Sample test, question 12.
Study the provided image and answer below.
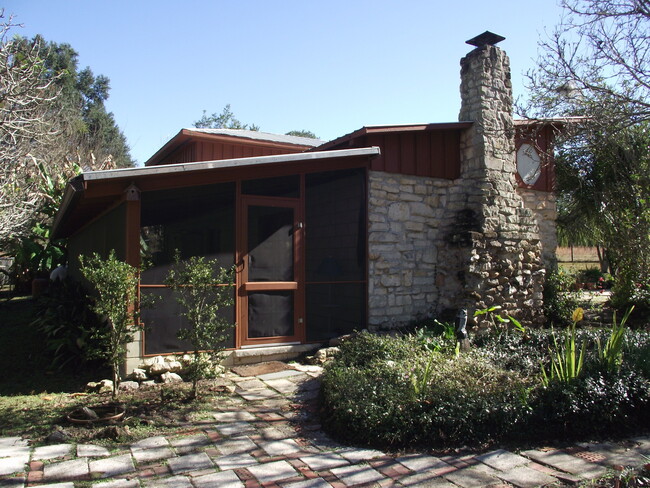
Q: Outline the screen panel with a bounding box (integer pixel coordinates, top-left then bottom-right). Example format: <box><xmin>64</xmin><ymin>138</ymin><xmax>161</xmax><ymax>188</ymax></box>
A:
<box><xmin>247</xmin><ymin>291</ymin><xmax>294</xmax><ymax>338</ymax></box>
<box><xmin>140</xmin><ymin>183</ymin><xmax>235</xmax><ymax>284</ymax></box>
<box><xmin>141</xmin><ymin>287</ymin><xmax>235</xmax><ymax>355</ymax></box>
<box><xmin>306</xmin><ymin>283</ymin><xmax>365</xmax><ymax>342</ymax></box>
<box><xmin>247</xmin><ymin>205</ymin><xmax>294</xmax><ymax>282</ymax></box>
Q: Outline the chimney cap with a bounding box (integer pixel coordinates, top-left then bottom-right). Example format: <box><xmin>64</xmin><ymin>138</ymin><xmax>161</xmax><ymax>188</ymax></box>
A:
<box><xmin>466</xmin><ymin>31</ymin><xmax>505</xmax><ymax>48</ymax></box>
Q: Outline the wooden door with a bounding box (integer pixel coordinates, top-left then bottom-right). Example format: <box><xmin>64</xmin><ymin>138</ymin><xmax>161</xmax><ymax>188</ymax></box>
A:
<box><xmin>240</xmin><ymin>197</ymin><xmax>303</xmax><ymax>345</ymax></box>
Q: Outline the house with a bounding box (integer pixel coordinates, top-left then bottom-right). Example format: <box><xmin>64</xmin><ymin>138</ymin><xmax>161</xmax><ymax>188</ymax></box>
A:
<box><xmin>52</xmin><ymin>33</ymin><xmax>560</xmax><ymax>372</ymax></box>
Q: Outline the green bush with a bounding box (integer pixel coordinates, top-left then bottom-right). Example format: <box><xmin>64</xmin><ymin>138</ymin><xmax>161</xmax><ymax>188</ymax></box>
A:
<box><xmin>32</xmin><ymin>278</ymin><xmax>107</xmax><ymax>370</ymax></box>
<box><xmin>332</xmin><ymin>331</ymin><xmax>417</xmax><ymax>367</ymax></box>
<box><xmin>533</xmin><ymin>367</ymin><xmax>650</xmax><ymax>439</ymax></box>
<box><xmin>322</xmin><ymin>336</ymin><xmax>533</xmax><ymax>449</ymax></box>
<box><xmin>543</xmin><ymin>268</ymin><xmax>581</xmax><ymax>326</ymax></box>
<box><xmin>321</xmin><ymin>327</ymin><xmax>650</xmax><ymax>450</ymax></box>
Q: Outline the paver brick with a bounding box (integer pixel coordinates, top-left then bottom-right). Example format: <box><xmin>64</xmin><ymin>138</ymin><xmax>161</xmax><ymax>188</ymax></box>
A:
<box><xmin>169</xmin><ymin>434</ymin><xmax>210</xmax><ymax>453</ymax></box>
<box><xmin>167</xmin><ymin>452</ymin><xmax>213</xmax><ymax>475</ymax></box>
<box><xmin>217</xmin><ymin>421</ymin><xmax>257</xmax><ymax>436</ymax></box>
<box><xmin>131</xmin><ymin>436</ymin><xmax>170</xmax><ymax>449</ymax></box>
<box><xmin>238</xmin><ymin>388</ymin><xmax>281</xmax><ymax>401</ymax></box>
<box><xmin>299</xmin><ymin>453</ymin><xmax>349</xmax><ymax>472</ymax></box>
<box><xmin>0</xmin><ymin>476</ymin><xmax>27</xmax><ymax>487</ymax></box>
<box><xmin>336</xmin><ymin>447</ymin><xmax>385</xmax><ymax>462</ymax></box>
<box><xmin>131</xmin><ymin>446</ymin><xmax>174</xmax><ymax>464</ymax></box>
<box><xmin>398</xmin><ymin>471</ymin><xmax>457</xmax><ymax>487</ymax></box>
<box><xmin>0</xmin><ymin>456</ymin><xmax>29</xmax><ymax>477</ymax></box>
<box><xmin>217</xmin><ymin>453</ymin><xmax>259</xmax><ymax>470</ymax></box>
<box><xmin>475</xmin><ymin>449</ymin><xmax>530</xmax><ymax>471</ymax></box>
<box><xmin>247</xmin><ymin>460</ymin><xmax>299</xmax><ymax>484</ymax></box>
<box><xmin>282</xmin><ymin>478</ymin><xmax>333</xmax><ymax>488</ymax></box>
<box><xmin>498</xmin><ymin>465</ymin><xmax>558</xmax><ymax>488</ymax></box>
<box><xmin>0</xmin><ymin>438</ymin><xmax>27</xmax><ymax>448</ymax></box>
<box><xmin>522</xmin><ymin>449</ymin><xmax>608</xmax><ymax>479</ymax></box>
<box><xmin>396</xmin><ymin>453</ymin><xmax>451</xmax><ymax>472</ymax></box>
<box><xmin>43</xmin><ymin>458</ymin><xmax>89</xmax><ymax>481</ymax></box>
<box><xmin>330</xmin><ymin>463</ymin><xmax>385</xmax><ymax>486</ymax></box>
<box><xmin>260</xmin><ymin>439</ymin><xmax>303</xmax><ymax>457</ymax></box>
<box><xmin>32</xmin><ymin>444</ymin><xmax>73</xmax><ymax>461</ymax></box>
<box><xmin>34</xmin><ymin>483</ymin><xmax>75</xmax><ymax>488</ymax></box>
<box><xmin>89</xmin><ymin>454</ymin><xmax>136</xmax><ymax>479</ymax></box>
<box><xmin>144</xmin><ymin>474</ymin><xmax>193</xmax><ymax>488</ymax></box>
<box><xmin>264</xmin><ymin>379</ymin><xmax>299</xmax><ymax>394</ymax></box>
<box><xmin>443</xmin><ymin>465</ymin><xmax>502</xmax><ymax>488</ymax></box>
<box><xmin>77</xmin><ymin>444</ymin><xmax>111</xmax><ymax>457</ymax></box>
<box><xmin>217</xmin><ymin>436</ymin><xmax>258</xmax><ymax>455</ymax></box>
<box><xmin>257</xmin><ymin>370</ymin><xmax>305</xmax><ymax>381</ymax></box>
<box><xmin>214</xmin><ymin>411</ymin><xmax>257</xmax><ymax>422</ymax></box>
<box><xmin>235</xmin><ymin>379</ymin><xmax>267</xmax><ymax>391</ymax></box>
<box><xmin>192</xmin><ymin>469</ymin><xmax>245</xmax><ymax>488</ymax></box>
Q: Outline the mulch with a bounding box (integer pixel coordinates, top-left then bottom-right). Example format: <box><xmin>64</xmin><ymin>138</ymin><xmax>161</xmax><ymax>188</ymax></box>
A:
<box><xmin>230</xmin><ymin>361</ymin><xmax>294</xmax><ymax>377</ymax></box>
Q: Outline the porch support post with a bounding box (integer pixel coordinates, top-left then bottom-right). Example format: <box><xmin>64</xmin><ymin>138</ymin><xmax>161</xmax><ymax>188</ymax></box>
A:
<box><xmin>124</xmin><ymin>183</ymin><xmax>142</xmax><ymax>376</ymax></box>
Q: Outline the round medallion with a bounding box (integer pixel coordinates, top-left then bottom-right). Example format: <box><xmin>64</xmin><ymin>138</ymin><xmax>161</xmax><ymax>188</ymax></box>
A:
<box><xmin>516</xmin><ymin>143</ymin><xmax>541</xmax><ymax>185</ymax></box>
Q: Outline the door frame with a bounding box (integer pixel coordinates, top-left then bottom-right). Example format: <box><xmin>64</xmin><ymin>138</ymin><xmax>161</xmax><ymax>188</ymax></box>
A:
<box><xmin>236</xmin><ymin>194</ymin><xmax>305</xmax><ymax>347</ymax></box>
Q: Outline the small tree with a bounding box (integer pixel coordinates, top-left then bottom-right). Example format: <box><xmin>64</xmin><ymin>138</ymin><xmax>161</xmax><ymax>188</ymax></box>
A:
<box><xmin>165</xmin><ymin>255</ymin><xmax>235</xmax><ymax>399</ymax></box>
<box><xmin>79</xmin><ymin>250</ymin><xmax>139</xmax><ymax>398</ymax></box>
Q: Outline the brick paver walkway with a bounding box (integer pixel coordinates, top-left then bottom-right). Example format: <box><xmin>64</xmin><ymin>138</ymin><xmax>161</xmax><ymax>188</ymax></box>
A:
<box><xmin>1</xmin><ymin>363</ymin><xmax>649</xmax><ymax>487</ymax></box>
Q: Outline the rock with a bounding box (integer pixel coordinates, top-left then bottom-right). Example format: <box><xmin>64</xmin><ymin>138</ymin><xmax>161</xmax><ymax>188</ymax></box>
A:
<box><xmin>329</xmin><ymin>333</ymin><xmax>356</xmax><ymax>347</ymax></box>
<box><xmin>95</xmin><ymin>425</ymin><xmax>130</xmax><ymax>441</ymax></box>
<box><xmin>98</xmin><ymin>379</ymin><xmax>114</xmax><ymax>394</ymax></box>
<box><xmin>142</xmin><ymin>355</ymin><xmax>165</xmax><ymax>368</ymax></box>
<box><xmin>86</xmin><ymin>379</ymin><xmax>114</xmax><ymax>394</ymax></box>
<box><xmin>306</xmin><ymin>346</ymin><xmax>340</xmax><ymax>365</ymax></box>
<box><xmin>129</xmin><ymin>368</ymin><xmax>148</xmax><ymax>381</ymax></box>
<box><xmin>165</xmin><ymin>360</ymin><xmax>184</xmax><ymax>373</ymax></box>
<box><xmin>80</xmin><ymin>406</ymin><xmax>99</xmax><ymax>420</ymax></box>
<box><xmin>149</xmin><ymin>362</ymin><xmax>171</xmax><ymax>375</ymax></box>
<box><xmin>160</xmin><ymin>372</ymin><xmax>183</xmax><ymax>384</ymax></box>
<box><xmin>119</xmin><ymin>381</ymin><xmax>140</xmax><ymax>391</ymax></box>
<box><xmin>47</xmin><ymin>428</ymin><xmax>70</xmax><ymax>443</ymax></box>
<box><xmin>141</xmin><ymin>380</ymin><xmax>157</xmax><ymax>388</ymax></box>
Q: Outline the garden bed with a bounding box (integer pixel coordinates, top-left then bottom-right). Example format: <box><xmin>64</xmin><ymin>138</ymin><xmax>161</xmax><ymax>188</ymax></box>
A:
<box><xmin>320</xmin><ymin>325</ymin><xmax>650</xmax><ymax>451</ymax></box>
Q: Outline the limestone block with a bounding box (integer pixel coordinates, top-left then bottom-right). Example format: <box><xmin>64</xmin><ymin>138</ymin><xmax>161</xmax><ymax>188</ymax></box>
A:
<box><xmin>160</xmin><ymin>372</ymin><xmax>183</xmax><ymax>383</ymax></box>
<box><xmin>388</xmin><ymin>202</ymin><xmax>410</xmax><ymax>221</ymax></box>
<box><xmin>149</xmin><ymin>362</ymin><xmax>171</xmax><ymax>375</ymax></box>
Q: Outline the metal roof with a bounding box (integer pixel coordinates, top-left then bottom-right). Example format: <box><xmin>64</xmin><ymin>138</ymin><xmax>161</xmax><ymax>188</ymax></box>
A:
<box><xmin>52</xmin><ymin>146</ymin><xmax>380</xmax><ymax>238</ymax></box>
<box><xmin>186</xmin><ymin>128</ymin><xmax>323</xmax><ymax>147</ymax></box>
<box><xmin>84</xmin><ymin>146</ymin><xmax>379</xmax><ymax>181</ymax></box>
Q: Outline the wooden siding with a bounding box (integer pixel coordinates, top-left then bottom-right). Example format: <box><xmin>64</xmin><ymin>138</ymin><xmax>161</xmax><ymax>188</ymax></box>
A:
<box><xmin>157</xmin><ymin>140</ymin><xmax>293</xmax><ymax>165</ymax></box>
<box><xmin>361</xmin><ymin>130</ymin><xmax>462</xmax><ymax>179</ymax></box>
<box><xmin>515</xmin><ymin>124</ymin><xmax>556</xmax><ymax>192</ymax></box>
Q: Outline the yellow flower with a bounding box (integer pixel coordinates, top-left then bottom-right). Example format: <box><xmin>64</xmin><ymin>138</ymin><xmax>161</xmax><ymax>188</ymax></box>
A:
<box><xmin>572</xmin><ymin>307</ymin><xmax>584</xmax><ymax>323</ymax></box>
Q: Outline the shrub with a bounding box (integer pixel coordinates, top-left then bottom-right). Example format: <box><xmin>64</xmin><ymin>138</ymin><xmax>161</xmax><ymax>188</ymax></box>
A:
<box><xmin>321</xmin><ymin>326</ymin><xmax>650</xmax><ymax>450</ymax></box>
<box><xmin>543</xmin><ymin>268</ymin><xmax>581</xmax><ymax>326</ymax></box>
<box><xmin>32</xmin><ymin>278</ymin><xmax>106</xmax><ymax>370</ymax></box>
<box><xmin>332</xmin><ymin>330</ymin><xmax>417</xmax><ymax>367</ymax></box>
<box><xmin>321</xmin><ymin>336</ymin><xmax>533</xmax><ymax>449</ymax></box>
<box><xmin>532</xmin><ymin>367</ymin><xmax>650</xmax><ymax>439</ymax></box>
<box><xmin>473</xmin><ymin>329</ymin><xmax>553</xmax><ymax>375</ymax></box>
<box><xmin>79</xmin><ymin>251</ymin><xmax>139</xmax><ymax>398</ymax></box>
<box><xmin>164</xmin><ymin>254</ymin><xmax>235</xmax><ymax>399</ymax></box>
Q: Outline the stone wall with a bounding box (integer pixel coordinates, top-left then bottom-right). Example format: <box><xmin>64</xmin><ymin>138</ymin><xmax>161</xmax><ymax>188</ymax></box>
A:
<box><xmin>518</xmin><ymin>189</ymin><xmax>558</xmax><ymax>269</ymax></box>
<box><xmin>367</xmin><ymin>172</ymin><xmax>453</xmax><ymax>326</ymax></box>
<box><xmin>367</xmin><ymin>43</ymin><xmax>553</xmax><ymax>329</ymax></box>
<box><xmin>452</xmin><ymin>43</ymin><xmax>546</xmax><ymax>324</ymax></box>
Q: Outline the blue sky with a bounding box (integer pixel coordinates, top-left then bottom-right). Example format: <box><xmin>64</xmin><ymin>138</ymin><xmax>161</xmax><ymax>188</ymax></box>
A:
<box><xmin>4</xmin><ymin>1</ymin><xmax>566</xmax><ymax>165</ymax></box>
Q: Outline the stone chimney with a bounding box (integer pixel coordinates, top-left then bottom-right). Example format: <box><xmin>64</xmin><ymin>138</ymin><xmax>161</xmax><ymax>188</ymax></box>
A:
<box><xmin>441</xmin><ymin>32</ymin><xmax>546</xmax><ymax>325</ymax></box>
